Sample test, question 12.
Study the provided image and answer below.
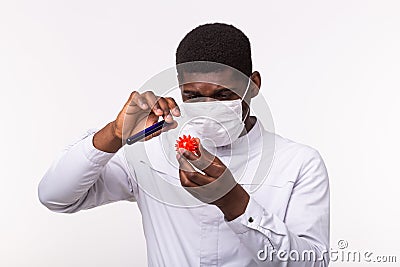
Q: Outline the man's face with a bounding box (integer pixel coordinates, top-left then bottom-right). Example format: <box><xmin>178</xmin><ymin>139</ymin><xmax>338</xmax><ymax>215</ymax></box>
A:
<box><xmin>179</xmin><ymin>68</ymin><xmax>249</xmax><ymax>102</ymax></box>
<box><xmin>178</xmin><ymin>68</ymin><xmax>254</xmax><ymax>122</ymax></box>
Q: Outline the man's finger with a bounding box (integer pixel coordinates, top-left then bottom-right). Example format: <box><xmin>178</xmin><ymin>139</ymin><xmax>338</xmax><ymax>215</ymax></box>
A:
<box><xmin>180</xmin><ymin>141</ymin><xmax>226</xmax><ymax>178</ymax></box>
<box><xmin>179</xmin><ymin>169</ymin><xmax>199</xmax><ymax>188</ymax></box>
<box><xmin>156</xmin><ymin>97</ymin><xmax>174</xmax><ymax>123</ymax></box>
<box><xmin>165</xmin><ymin>97</ymin><xmax>181</xmax><ymax>117</ymax></box>
<box><xmin>196</xmin><ymin>138</ymin><xmax>217</xmax><ymax>161</ymax></box>
<box><xmin>177</xmin><ymin>152</ymin><xmax>215</xmax><ymax>186</ymax></box>
<box><xmin>161</xmin><ymin>120</ymin><xmax>178</xmax><ymax>132</ymax></box>
<box><xmin>177</xmin><ymin>150</ymin><xmax>196</xmax><ymax>172</ymax></box>
<box><xmin>177</xmin><ymin>148</ymin><xmax>211</xmax><ymax>172</ymax></box>
<box><xmin>130</xmin><ymin>91</ymin><xmax>149</xmax><ymax>110</ymax></box>
<box><xmin>185</xmin><ymin>171</ymin><xmax>214</xmax><ymax>186</ymax></box>
<box><xmin>177</xmin><ymin>153</ymin><xmax>199</xmax><ymax>188</ymax></box>
<box><xmin>142</xmin><ymin>91</ymin><xmax>163</xmax><ymax>116</ymax></box>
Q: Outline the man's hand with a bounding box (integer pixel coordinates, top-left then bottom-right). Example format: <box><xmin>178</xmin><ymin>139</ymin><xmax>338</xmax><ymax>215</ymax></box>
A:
<box><xmin>93</xmin><ymin>91</ymin><xmax>180</xmax><ymax>153</ymax></box>
<box><xmin>177</xmin><ymin>138</ymin><xmax>250</xmax><ymax>221</ymax></box>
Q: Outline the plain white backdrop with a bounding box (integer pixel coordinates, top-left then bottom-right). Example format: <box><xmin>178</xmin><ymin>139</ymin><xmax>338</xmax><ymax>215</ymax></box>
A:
<box><xmin>1</xmin><ymin>0</ymin><xmax>399</xmax><ymax>266</ymax></box>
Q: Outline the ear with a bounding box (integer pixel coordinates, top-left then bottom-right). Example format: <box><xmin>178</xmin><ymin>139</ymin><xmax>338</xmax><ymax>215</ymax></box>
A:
<box><xmin>249</xmin><ymin>71</ymin><xmax>261</xmax><ymax>98</ymax></box>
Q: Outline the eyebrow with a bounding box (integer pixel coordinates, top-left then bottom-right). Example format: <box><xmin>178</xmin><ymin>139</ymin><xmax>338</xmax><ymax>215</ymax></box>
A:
<box><xmin>182</xmin><ymin>88</ymin><xmax>236</xmax><ymax>95</ymax></box>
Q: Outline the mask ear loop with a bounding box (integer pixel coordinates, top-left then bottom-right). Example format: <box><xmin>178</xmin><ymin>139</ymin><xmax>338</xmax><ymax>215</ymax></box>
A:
<box><xmin>241</xmin><ymin>77</ymin><xmax>252</xmax><ymax>121</ymax></box>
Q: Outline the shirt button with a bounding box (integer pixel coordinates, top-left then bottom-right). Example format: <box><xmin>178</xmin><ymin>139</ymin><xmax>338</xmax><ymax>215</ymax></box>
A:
<box><xmin>248</xmin><ymin>217</ymin><xmax>254</xmax><ymax>223</ymax></box>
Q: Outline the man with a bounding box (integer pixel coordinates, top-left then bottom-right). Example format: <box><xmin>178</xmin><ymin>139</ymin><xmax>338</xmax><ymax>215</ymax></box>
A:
<box><xmin>38</xmin><ymin>23</ymin><xmax>330</xmax><ymax>266</ymax></box>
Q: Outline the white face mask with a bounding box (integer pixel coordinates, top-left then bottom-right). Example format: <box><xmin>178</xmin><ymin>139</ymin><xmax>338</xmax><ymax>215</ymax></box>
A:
<box><xmin>179</xmin><ymin>79</ymin><xmax>251</xmax><ymax>147</ymax></box>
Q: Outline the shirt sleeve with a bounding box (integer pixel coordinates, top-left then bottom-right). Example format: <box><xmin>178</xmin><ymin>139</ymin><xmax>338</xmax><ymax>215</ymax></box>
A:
<box><xmin>225</xmin><ymin>149</ymin><xmax>330</xmax><ymax>266</ymax></box>
<box><xmin>38</xmin><ymin>129</ymin><xmax>138</xmax><ymax>213</ymax></box>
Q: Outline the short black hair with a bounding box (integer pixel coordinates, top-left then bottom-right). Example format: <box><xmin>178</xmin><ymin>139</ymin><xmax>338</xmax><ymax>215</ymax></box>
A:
<box><xmin>176</xmin><ymin>23</ymin><xmax>252</xmax><ymax>77</ymax></box>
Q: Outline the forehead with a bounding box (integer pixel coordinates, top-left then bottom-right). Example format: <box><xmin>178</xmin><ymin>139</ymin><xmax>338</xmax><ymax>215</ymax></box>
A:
<box><xmin>179</xmin><ymin>68</ymin><xmax>246</xmax><ymax>90</ymax></box>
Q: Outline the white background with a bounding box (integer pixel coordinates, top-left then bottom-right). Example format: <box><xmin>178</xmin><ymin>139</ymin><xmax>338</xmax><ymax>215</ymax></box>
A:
<box><xmin>1</xmin><ymin>0</ymin><xmax>399</xmax><ymax>266</ymax></box>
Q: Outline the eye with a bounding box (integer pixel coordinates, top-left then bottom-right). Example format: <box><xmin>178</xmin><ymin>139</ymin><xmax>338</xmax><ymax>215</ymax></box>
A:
<box><xmin>183</xmin><ymin>92</ymin><xmax>197</xmax><ymax>99</ymax></box>
<box><xmin>215</xmin><ymin>91</ymin><xmax>233</xmax><ymax>99</ymax></box>
<box><xmin>186</xmin><ymin>94</ymin><xmax>198</xmax><ymax>99</ymax></box>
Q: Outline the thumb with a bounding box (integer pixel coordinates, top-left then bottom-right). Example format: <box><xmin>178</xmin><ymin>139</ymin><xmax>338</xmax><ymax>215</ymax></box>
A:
<box><xmin>194</xmin><ymin>138</ymin><xmax>214</xmax><ymax>161</ymax></box>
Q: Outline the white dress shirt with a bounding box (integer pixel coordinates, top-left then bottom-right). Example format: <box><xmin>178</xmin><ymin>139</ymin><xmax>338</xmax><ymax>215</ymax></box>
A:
<box><xmin>38</xmin><ymin>117</ymin><xmax>330</xmax><ymax>267</ymax></box>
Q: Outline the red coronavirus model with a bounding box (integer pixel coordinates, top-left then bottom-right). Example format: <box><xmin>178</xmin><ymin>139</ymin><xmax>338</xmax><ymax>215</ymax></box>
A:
<box><xmin>175</xmin><ymin>134</ymin><xmax>198</xmax><ymax>155</ymax></box>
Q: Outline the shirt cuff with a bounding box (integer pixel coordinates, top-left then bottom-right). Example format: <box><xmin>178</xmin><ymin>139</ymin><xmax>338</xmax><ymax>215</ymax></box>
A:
<box><xmin>225</xmin><ymin>196</ymin><xmax>264</xmax><ymax>234</ymax></box>
<box><xmin>82</xmin><ymin>132</ymin><xmax>117</xmax><ymax>165</ymax></box>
